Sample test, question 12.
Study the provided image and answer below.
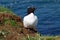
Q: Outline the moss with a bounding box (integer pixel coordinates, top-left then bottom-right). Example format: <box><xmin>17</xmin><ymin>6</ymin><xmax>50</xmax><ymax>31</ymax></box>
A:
<box><xmin>10</xmin><ymin>20</ymin><xmax>17</xmax><ymax>26</ymax></box>
<box><xmin>46</xmin><ymin>38</ymin><xmax>55</xmax><ymax>40</ymax></box>
<box><xmin>3</xmin><ymin>19</ymin><xmax>20</xmax><ymax>28</ymax></box>
<box><xmin>4</xmin><ymin>19</ymin><xmax>17</xmax><ymax>26</ymax></box>
<box><xmin>26</xmin><ymin>35</ymin><xmax>35</xmax><ymax>40</ymax></box>
<box><xmin>0</xmin><ymin>6</ymin><xmax>17</xmax><ymax>16</ymax></box>
<box><xmin>0</xmin><ymin>6</ymin><xmax>12</xmax><ymax>13</ymax></box>
<box><xmin>20</xmin><ymin>34</ymin><xmax>41</xmax><ymax>40</ymax></box>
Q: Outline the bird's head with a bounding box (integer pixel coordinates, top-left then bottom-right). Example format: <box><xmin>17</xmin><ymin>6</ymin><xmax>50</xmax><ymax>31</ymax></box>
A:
<box><xmin>27</xmin><ymin>7</ymin><xmax>36</xmax><ymax>15</ymax></box>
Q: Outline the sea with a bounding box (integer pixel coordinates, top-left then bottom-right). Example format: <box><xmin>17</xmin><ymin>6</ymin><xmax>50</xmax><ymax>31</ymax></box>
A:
<box><xmin>0</xmin><ymin>0</ymin><xmax>60</xmax><ymax>36</ymax></box>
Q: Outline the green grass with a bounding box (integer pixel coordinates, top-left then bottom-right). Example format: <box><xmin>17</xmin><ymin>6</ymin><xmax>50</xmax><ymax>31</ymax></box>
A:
<box><xmin>0</xmin><ymin>6</ymin><xmax>17</xmax><ymax>16</ymax></box>
<box><xmin>21</xmin><ymin>34</ymin><xmax>41</xmax><ymax>40</ymax></box>
<box><xmin>4</xmin><ymin>19</ymin><xmax>17</xmax><ymax>26</ymax></box>
<box><xmin>0</xmin><ymin>6</ymin><xmax>20</xmax><ymax>27</ymax></box>
<box><xmin>4</xmin><ymin>19</ymin><xmax>21</xmax><ymax>28</ymax></box>
<box><xmin>20</xmin><ymin>34</ymin><xmax>56</xmax><ymax>40</ymax></box>
<box><xmin>0</xmin><ymin>6</ymin><xmax>12</xmax><ymax>13</ymax></box>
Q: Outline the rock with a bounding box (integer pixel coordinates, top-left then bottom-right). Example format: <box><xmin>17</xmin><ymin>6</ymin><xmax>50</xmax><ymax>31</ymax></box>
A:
<box><xmin>0</xmin><ymin>12</ymin><xmax>38</xmax><ymax>40</ymax></box>
<box><xmin>11</xmin><ymin>15</ymin><xmax>22</xmax><ymax>22</ymax></box>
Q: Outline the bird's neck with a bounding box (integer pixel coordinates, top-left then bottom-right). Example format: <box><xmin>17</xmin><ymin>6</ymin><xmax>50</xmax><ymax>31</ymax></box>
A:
<box><xmin>28</xmin><ymin>13</ymin><xmax>34</xmax><ymax>15</ymax></box>
<box><xmin>27</xmin><ymin>12</ymin><xmax>34</xmax><ymax>15</ymax></box>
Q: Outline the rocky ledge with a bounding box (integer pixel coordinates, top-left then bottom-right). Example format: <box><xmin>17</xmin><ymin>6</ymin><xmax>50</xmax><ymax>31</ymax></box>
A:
<box><xmin>0</xmin><ymin>12</ymin><xmax>37</xmax><ymax>40</ymax></box>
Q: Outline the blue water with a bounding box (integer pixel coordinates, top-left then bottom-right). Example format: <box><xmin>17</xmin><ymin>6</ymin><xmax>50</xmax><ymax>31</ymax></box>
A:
<box><xmin>0</xmin><ymin>0</ymin><xmax>60</xmax><ymax>36</ymax></box>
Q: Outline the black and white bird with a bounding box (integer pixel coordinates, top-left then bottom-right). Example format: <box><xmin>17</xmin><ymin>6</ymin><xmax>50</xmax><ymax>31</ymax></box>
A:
<box><xmin>23</xmin><ymin>7</ymin><xmax>38</xmax><ymax>32</ymax></box>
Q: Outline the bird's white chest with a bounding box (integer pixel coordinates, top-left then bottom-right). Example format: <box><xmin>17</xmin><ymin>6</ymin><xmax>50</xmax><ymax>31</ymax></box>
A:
<box><xmin>23</xmin><ymin>13</ymin><xmax>38</xmax><ymax>27</ymax></box>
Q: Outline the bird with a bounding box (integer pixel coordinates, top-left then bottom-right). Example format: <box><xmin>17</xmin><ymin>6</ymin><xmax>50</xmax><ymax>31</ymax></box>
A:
<box><xmin>23</xmin><ymin>7</ymin><xmax>38</xmax><ymax>33</ymax></box>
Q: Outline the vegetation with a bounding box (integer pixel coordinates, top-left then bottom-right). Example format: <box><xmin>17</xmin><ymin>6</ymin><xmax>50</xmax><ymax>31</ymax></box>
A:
<box><xmin>0</xmin><ymin>30</ymin><xmax>9</xmax><ymax>36</ymax></box>
<box><xmin>20</xmin><ymin>34</ymin><xmax>56</xmax><ymax>40</ymax></box>
<box><xmin>26</xmin><ymin>34</ymin><xmax>41</xmax><ymax>40</ymax></box>
<box><xmin>0</xmin><ymin>6</ymin><xmax>12</xmax><ymax>13</ymax></box>
<box><xmin>0</xmin><ymin>6</ymin><xmax>16</xmax><ymax>16</ymax></box>
<box><xmin>4</xmin><ymin>19</ymin><xmax>17</xmax><ymax>26</ymax></box>
<box><xmin>0</xmin><ymin>30</ymin><xmax>9</xmax><ymax>40</ymax></box>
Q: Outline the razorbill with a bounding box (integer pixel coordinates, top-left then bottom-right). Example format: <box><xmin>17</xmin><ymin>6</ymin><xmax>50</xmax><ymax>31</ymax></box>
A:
<box><xmin>23</xmin><ymin>7</ymin><xmax>38</xmax><ymax>32</ymax></box>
